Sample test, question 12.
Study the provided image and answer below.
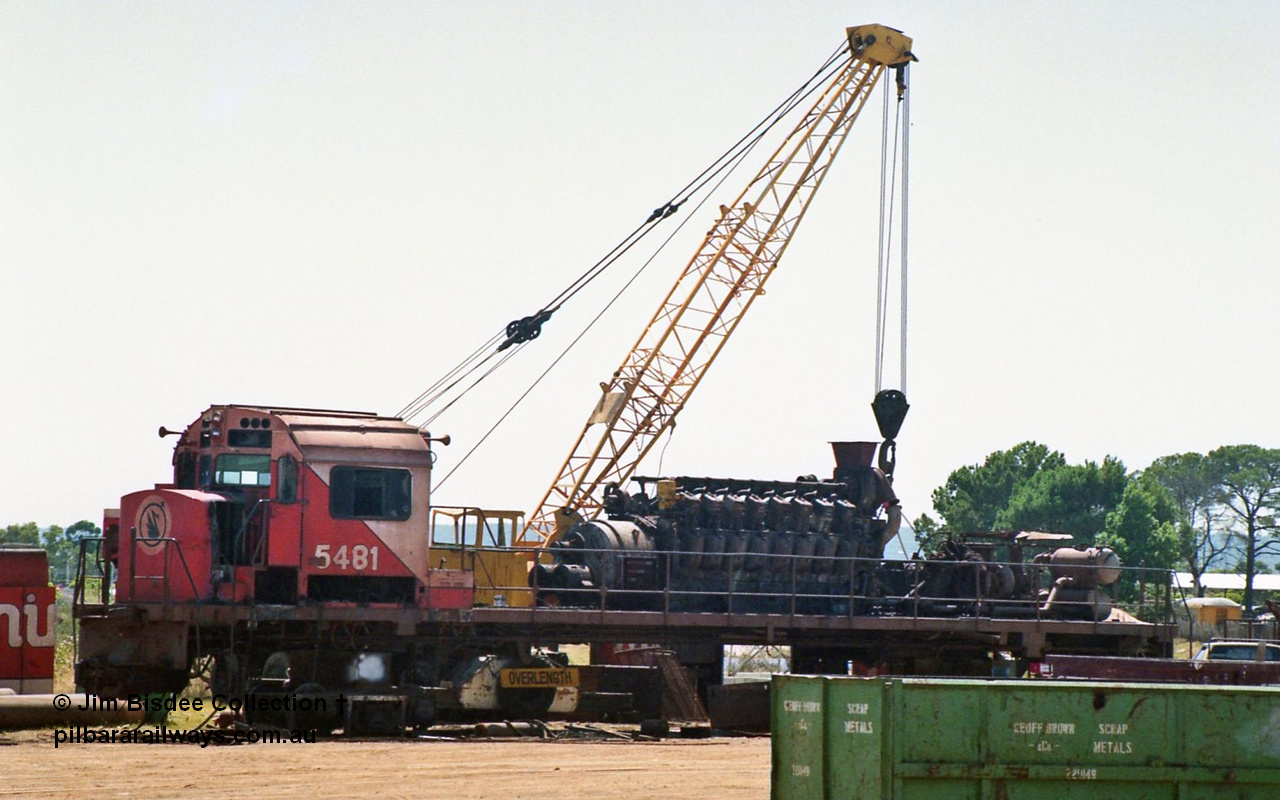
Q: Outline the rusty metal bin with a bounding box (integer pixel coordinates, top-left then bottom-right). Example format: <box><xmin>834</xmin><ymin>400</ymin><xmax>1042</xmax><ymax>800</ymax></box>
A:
<box><xmin>772</xmin><ymin>674</ymin><xmax>1280</xmax><ymax>799</ymax></box>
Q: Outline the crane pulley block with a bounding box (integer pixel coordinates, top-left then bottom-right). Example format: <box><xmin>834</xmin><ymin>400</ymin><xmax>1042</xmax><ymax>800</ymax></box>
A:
<box><xmin>499</xmin><ymin>308</ymin><xmax>555</xmax><ymax>351</ymax></box>
<box><xmin>846</xmin><ymin>24</ymin><xmax>915</xmax><ymax>66</ymax></box>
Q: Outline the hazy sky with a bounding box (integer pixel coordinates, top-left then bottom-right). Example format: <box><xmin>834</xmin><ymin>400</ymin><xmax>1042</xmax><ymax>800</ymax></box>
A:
<box><xmin>3</xmin><ymin>1</ymin><xmax>1277</xmax><ymax>531</ymax></box>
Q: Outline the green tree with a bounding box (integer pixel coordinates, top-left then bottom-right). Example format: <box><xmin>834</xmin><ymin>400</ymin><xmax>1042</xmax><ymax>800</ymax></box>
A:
<box><xmin>1097</xmin><ymin>475</ymin><xmax>1181</xmax><ymax>602</ymax></box>
<box><xmin>44</xmin><ymin>520</ymin><xmax>101</xmax><ymax>585</ymax></box>
<box><xmin>911</xmin><ymin>512</ymin><xmax>942</xmax><ymax>555</ymax></box>
<box><xmin>1143</xmin><ymin>452</ymin><xmax>1230</xmax><ymax>596</ymax></box>
<box><xmin>1208</xmin><ymin>445</ymin><xmax>1280</xmax><ymax>615</ymax></box>
<box><xmin>1</xmin><ymin>522</ymin><xmax>41</xmax><ymax>546</ymax></box>
<box><xmin>930</xmin><ymin>442</ymin><xmax>1066</xmax><ymax>532</ymax></box>
<box><xmin>66</xmin><ymin>520</ymin><xmax>101</xmax><ymax>538</ymax></box>
<box><xmin>38</xmin><ymin>524</ymin><xmax>69</xmax><ymax>584</ymax></box>
<box><xmin>995</xmin><ymin>457</ymin><xmax>1129</xmax><ymax>543</ymax></box>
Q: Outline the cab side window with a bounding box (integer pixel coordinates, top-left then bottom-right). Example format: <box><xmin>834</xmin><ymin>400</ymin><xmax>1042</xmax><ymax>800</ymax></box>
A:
<box><xmin>277</xmin><ymin>456</ymin><xmax>299</xmax><ymax>504</ymax></box>
<box><xmin>175</xmin><ymin>452</ymin><xmax>197</xmax><ymax>489</ymax></box>
<box><xmin>329</xmin><ymin>466</ymin><xmax>411</xmax><ymax>520</ymax></box>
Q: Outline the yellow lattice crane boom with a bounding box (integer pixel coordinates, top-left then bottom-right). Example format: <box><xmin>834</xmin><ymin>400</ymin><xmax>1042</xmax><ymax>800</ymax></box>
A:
<box><xmin>524</xmin><ymin>25</ymin><xmax>915</xmax><ymax>542</ymax></box>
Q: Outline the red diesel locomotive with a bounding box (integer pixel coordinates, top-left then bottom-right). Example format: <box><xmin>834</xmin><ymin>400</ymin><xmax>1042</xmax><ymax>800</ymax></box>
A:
<box><xmin>105</xmin><ymin>404</ymin><xmax>468</xmax><ymax>610</ymax></box>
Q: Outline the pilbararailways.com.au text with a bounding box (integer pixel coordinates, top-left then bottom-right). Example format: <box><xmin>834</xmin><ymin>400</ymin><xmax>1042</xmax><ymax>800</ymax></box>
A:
<box><xmin>54</xmin><ymin>726</ymin><xmax>317</xmax><ymax>748</ymax></box>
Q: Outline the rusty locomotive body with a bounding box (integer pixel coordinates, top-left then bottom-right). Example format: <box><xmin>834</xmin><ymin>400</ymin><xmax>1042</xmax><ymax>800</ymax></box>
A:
<box><xmin>74</xmin><ymin>404</ymin><xmax>1174</xmax><ymax>733</ymax></box>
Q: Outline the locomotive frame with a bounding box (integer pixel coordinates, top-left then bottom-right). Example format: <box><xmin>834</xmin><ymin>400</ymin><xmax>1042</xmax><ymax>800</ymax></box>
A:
<box><xmin>72</xmin><ymin>404</ymin><xmax>1176</xmax><ymax>733</ymax></box>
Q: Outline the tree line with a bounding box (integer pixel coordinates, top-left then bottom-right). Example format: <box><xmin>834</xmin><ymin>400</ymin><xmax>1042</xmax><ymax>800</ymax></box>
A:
<box><xmin>913</xmin><ymin>443</ymin><xmax>1280</xmax><ymax>613</ymax></box>
<box><xmin>1</xmin><ymin>521</ymin><xmax>101</xmax><ymax>586</ymax></box>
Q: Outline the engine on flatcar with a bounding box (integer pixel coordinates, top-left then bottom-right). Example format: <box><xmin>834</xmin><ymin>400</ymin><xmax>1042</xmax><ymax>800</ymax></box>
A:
<box><xmin>532</xmin><ymin>441</ymin><xmax>1121</xmax><ymax>621</ymax></box>
<box><xmin>533</xmin><ymin>441</ymin><xmax>899</xmax><ymax>613</ymax></box>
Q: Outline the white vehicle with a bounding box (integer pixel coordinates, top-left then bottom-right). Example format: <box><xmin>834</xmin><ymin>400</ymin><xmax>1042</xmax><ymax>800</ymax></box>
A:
<box><xmin>1191</xmin><ymin>640</ymin><xmax>1280</xmax><ymax>662</ymax></box>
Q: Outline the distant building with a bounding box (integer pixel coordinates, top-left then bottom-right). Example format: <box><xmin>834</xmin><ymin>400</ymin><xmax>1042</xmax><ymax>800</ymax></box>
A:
<box><xmin>1173</xmin><ymin>573</ymin><xmax>1280</xmax><ymax>594</ymax></box>
<box><xmin>1181</xmin><ymin>596</ymin><xmax>1242</xmax><ymax>626</ymax></box>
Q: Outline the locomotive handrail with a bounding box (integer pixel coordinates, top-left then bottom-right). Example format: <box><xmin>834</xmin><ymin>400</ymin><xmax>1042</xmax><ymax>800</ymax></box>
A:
<box><xmin>71</xmin><ymin>536</ymin><xmax>112</xmax><ymax>616</ymax></box>
<box><xmin>72</xmin><ymin>534</ymin><xmax>202</xmax><ymax>614</ymax></box>
<box><xmin>129</xmin><ymin>536</ymin><xmax>201</xmax><ymax>610</ymax></box>
<box><xmin>233</xmin><ymin>498</ymin><xmax>271</xmax><ymax>567</ymax></box>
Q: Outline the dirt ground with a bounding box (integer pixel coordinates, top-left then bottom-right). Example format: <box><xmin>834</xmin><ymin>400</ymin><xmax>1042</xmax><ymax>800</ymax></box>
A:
<box><xmin>0</xmin><ymin>730</ymin><xmax>771</xmax><ymax>800</ymax></box>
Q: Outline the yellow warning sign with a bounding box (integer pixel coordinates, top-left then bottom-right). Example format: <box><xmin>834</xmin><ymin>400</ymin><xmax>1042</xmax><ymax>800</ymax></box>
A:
<box><xmin>499</xmin><ymin>667</ymin><xmax>579</xmax><ymax>689</ymax></box>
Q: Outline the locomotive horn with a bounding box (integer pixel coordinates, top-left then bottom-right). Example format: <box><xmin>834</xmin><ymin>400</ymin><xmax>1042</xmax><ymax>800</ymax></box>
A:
<box><xmin>424</xmin><ymin>433</ymin><xmax>451</xmax><ymax>446</ymax></box>
<box><xmin>158</xmin><ymin>426</ymin><xmax>181</xmax><ymax>438</ymax></box>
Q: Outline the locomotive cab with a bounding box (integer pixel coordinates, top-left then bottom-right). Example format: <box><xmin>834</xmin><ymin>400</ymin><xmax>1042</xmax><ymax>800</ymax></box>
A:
<box><xmin>113</xmin><ymin>405</ymin><xmax>470</xmax><ymax>609</ymax></box>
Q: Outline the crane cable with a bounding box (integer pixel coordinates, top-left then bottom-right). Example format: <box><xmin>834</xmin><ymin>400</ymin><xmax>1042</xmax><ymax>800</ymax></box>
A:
<box><xmin>899</xmin><ymin>64</ymin><xmax>911</xmax><ymax>397</ymax></box>
<box><xmin>417</xmin><ymin>341</ymin><xmax>526</xmax><ymax>430</ymax></box>
<box><xmin>874</xmin><ymin>65</ymin><xmax>909</xmax><ymax>395</ymax></box>
<box><xmin>401</xmin><ymin>43</ymin><xmax>849</xmax><ymax>422</ymax></box>
<box><xmin>520</xmin><ymin>41</ymin><xmax>853</xmax><ymax>322</ymax></box>
<box><xmin>398</xmin><ymin>330</ymin><xmax>508</xmax><ymax>424</ymax></box>
<box><xmin>434</xmin><ymin>137</ymin><xmax>762</xmax><ymax>489</ymax></box>
<box><xmin>398</xmin><ymin>42</ymin><xmax>851</xmax><ymax>425</ymax></box>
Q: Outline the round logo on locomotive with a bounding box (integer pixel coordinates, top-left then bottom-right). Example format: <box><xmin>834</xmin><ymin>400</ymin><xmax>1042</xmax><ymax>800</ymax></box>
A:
<box><xmin>135</xmin><ymin>496</ymin><xmax>170</xmax><ymax>553</ymax></box>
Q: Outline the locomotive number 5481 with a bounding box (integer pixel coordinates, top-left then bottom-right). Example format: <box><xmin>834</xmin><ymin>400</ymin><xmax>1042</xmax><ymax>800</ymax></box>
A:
<box><xmin>312</xmin><ymin>544</ymin><xmax>380</xmax><ymax>571</ymax></box>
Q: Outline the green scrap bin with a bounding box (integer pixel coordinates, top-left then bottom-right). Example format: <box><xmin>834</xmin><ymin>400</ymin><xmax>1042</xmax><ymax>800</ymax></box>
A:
<box><xmin>772</xmin><ymin>675</ymin><xmax>1280</xmax><ymax>799</ymax></box>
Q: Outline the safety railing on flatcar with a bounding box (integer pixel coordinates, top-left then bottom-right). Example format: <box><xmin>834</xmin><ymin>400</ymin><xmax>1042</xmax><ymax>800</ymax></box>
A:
<box><xmin>459</xmin><ymin>545</ymin><xmax>1177</xmax><ymax>626</ymax></box>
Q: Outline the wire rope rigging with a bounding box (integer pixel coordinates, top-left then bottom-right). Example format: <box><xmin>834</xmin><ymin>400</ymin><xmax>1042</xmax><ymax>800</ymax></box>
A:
<box><xmin>396</xmin><ymin>44</ymin><xmax>852</xmax><ymax>430</ymax></box>
<box><xmin>870</xmin><ymin>62</ymin><xmax>911</xmax><ymax>480</ymax></box>
<box><xmin>521</xmin><ymin>27</ymin><xmax>916</xmax><ymax>540</ymax></box>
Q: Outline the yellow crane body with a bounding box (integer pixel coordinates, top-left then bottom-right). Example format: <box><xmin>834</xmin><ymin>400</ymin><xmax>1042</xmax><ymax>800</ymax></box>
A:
<box><xmin>525</xmin><ymin>26</ymin><xmax>914</xmax><ymax>542</ymax></box>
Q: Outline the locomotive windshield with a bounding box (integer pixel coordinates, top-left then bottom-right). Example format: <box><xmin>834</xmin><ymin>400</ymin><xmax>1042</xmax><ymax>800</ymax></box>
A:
<box><xmin>214</xmin><ymin>454</ymin><xmax>272</xmax><ymax>487</ymax></box>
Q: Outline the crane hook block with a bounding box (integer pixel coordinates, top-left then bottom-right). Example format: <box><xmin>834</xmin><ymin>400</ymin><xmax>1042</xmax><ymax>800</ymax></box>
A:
<box><xmin>871</xmin><ymin>389</ymin><xmax>909</xmax><ymax>442</ymax></box>
<box><xmin>499</xmin><ymin>308</ymin><xmax>555</xmax><ymax>351</ymax></box>
<box><xmin>846</xmin><ymin>24</ymin><xmax>916</xmax><ymax>67</ymax></box>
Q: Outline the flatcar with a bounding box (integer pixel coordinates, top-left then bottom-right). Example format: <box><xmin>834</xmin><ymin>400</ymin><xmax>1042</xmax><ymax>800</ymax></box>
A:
<box><xmin>74</xmin><ymin>404</ymin><xmax>1174</xmax><ymax>733</ymax></box>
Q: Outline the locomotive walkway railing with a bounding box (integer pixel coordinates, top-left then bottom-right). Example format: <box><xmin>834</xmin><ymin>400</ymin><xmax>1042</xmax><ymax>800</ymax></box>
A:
<box><xmin>72</xmin><ymin>535</ymin><xmax>201</xmax><ymax>617</ymax></box>
<box><xmin>71</xmin><ymin>537</ymin><xmax>113</xmax><ymax>616</ymax></box>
